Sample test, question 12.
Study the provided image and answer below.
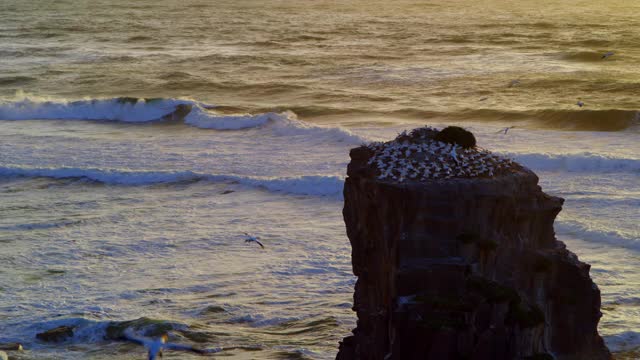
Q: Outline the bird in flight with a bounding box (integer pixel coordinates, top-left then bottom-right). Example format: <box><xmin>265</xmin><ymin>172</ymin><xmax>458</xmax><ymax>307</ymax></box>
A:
<box><xmin>243</xmin><ymin>232</ymin><xmax>265</xmax><ymax>249</ymax></box>
<box><xmin>601</xmin><ymin>51</ymin><xmax>615</xmax><ymax>59</ymax></box>
<box><xmin>123</xmin><ymin>331</ymin><xmax>214</xmax><ymax>360</ymax></box>
<box><xmin>497</xmin><ymin>126</ymin><xmax>516</xmax><ymax>135</ymax></box>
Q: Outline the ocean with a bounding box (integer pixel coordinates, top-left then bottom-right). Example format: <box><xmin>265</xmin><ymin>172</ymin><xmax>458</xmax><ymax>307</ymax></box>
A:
<box><xmin>0</xmin><ymin>0</ymin><xmax>638</xmax><ymax>358</ymax></box>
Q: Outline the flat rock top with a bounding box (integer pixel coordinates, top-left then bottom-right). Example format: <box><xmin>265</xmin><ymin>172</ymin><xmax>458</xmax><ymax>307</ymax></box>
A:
<box><xmin>351</xmin><ymin>126</ymin><xmax>525</xmax><ymax>183</ymax></box>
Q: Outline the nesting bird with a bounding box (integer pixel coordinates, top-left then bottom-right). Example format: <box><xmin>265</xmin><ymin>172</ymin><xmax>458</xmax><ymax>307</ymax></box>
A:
<box><xmin>365</xmin><ymin>126</ymin><xmax>516</xmax><ymax>182</ymax></box>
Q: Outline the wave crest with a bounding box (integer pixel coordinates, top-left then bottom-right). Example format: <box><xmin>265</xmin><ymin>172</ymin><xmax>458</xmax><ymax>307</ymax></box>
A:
<box><xmin>0</xmin><ymin>166</ymin><xmax>345</xmax><ymax>197</ymax></box>
<box><xmin>0</xmin><ymin>96</ymin><xmax>367</xmax><ymax>143</ymax></box>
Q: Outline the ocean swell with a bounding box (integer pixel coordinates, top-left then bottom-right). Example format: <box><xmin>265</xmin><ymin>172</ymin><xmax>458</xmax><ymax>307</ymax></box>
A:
<box><xmin>0</xmin><ymin>166</ymin><xmax>345</xmax><ymax>198</ymax></box>
<box><xmin>506</xmin><ymin>152</ymin><xmax>640</xmax><ymax>173</ymax></box>
<box><xmin>0</xmin><ymin>96</ymin><xmax>367</xmax><ymax>143</ymax></box>
<box><xmin>391</xmin><ymin>108</ymin><xmax>639</xmax><ymax>132</ymax></box>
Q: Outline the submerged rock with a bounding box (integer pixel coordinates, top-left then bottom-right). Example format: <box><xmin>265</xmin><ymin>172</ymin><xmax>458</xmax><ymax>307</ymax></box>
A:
<box><xmin>0</xmin><ymin>343</ymin><xmax>22</xmax><ymax>351</ymax></box>
<box><xmin>337</xmin><ymin>126</ymin><xmax>611</xmax><ymax>360</ymax></box>
<box><xmin>36</xmin><ymin>326</ymin><xmax>74</xmax><ymax>343</ymax></box>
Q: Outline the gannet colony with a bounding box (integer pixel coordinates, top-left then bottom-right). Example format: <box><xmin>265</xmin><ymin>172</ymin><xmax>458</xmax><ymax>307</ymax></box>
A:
<box><xmin>365</xmin><ymin>126</ymin><xmax>518</xmax><ymax>182</ymax></box>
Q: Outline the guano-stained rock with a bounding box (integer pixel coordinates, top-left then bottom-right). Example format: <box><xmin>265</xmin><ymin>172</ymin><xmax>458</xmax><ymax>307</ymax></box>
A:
<box><xmin>336</xmin><ymin>127</ymin><xmax>611</xmax><ymax>360</ymax></box>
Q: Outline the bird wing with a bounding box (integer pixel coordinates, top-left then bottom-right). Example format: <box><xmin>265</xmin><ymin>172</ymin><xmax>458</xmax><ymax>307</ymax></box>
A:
<box><xmin>122</xmin><ymin>330</ymin><xmax>151</xmax><ymax>347</ymax></box>
<box><xmin>255</xmin><ymin>240</ymin><xmax>265</xmax><ymax>249</ymax></box>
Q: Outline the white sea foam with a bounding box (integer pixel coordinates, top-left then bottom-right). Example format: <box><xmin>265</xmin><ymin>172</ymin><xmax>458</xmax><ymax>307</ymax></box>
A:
<box><xmin>505</xmin><ymin>152</ymin><xmax>640</xmax><ymax>173</ymax></box>
<box><xmin>0</xmin><ymin>166</ymin><xmax>345</xmax><ymax>197</ymax></box>
<box><xmin>0</xmin><ymin>96</ymin><xmax>197</xmax><ymax>122</ymax></box>
<box><xmin>0</xmin><ymin>96</ymin><xmax>368</xmax><ymax>143</ymax></box>
<box><xmin>184</xmin><ymin>107</ymin><xmax>276</xmax><ymax>130</ymax></box>
<box><xmin>184</xmin><ymin>107</ymin><xmax>367</xmax><ymax>143</ymax></box>
<box><xmin>556</xmin><ymin>220</ymin><xmax>639</xmax><ymax>251</ymax></box>
<box><xmin>26</xmin><ymin>317</ymin><xmax>189</xmax><ymax>344</ymax></box>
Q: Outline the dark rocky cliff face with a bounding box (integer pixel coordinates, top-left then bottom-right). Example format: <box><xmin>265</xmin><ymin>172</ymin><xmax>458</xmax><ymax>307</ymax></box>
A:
<box><xmin>337</xmin><ymin>129</ymin><xmax>611</xmax><ymax>360</ymax></box>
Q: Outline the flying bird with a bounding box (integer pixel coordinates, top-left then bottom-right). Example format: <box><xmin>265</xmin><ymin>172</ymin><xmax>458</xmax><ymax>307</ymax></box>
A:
<box><xmin>123</xmin><ymin>331</ymin><xmax>211</xmax><ymax>360</ymax></box>
<box><xmin>243</xmin><ymin>232</ymin><xmax>265</xmax><ymax>249</ymax></box>
<box><xmin>497</xmin><ymin>126</ymin><xmax>516</xmax><ymax>135</ymax></box>
<box><xmin>601</xmin><ymin>51</ymin><xmax>615</xmax><ymax>59</ymax></box>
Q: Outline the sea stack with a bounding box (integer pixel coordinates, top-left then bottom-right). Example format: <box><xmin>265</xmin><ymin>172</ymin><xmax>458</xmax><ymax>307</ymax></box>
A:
<box><xmin>336</xmin><ymin>126</ymin><xmax>611</xmax><ymax>360</ymax></box>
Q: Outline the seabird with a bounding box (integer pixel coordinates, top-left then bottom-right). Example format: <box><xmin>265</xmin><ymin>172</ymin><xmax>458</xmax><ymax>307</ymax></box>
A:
<box><xmin>123</xmin><ymin>331</ymin><xmax>212</xmax><ymax>360</ymax></box>
<box><xmin>576</xmin><ymin>100</ymin><xmax>584</xmax><ymax>107</ymax></box>
<box><xmin>601</xmin><ymin>51</ymin><xmax>615</xmax><ymax>59</ymax></box>
<box><xmin>243</xmin><ymin>232</ymin><xmax>265</xmax><ymax>249</ymax></box>
<box><xmin>450</xmin><ymin>147</ymin><xmax>460</xmax><ymax>164</ymax></box>
<box><xmin>497</xmin><ymin>126</ymin><xmax>515</xmax><ymax>134</ymax></box>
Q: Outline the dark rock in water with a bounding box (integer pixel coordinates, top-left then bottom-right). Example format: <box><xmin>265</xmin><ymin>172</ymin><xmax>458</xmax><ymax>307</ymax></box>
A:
<box><xmin>434</xmin><ymin>126</ymin><xmax>476</xmax><ymax>148</ymax></box>
<box><xmin>160</xmin><ymin>104</ymin><xmax>192</xmax><ymax>121</ymax></box>
<box><xmin>36</xmin><ymin>326</ymin><xmax>74</xmax><ymax>343</ymax></box>
<box><xmin>105</xmin><ymin>317</ymin><xmax>183</xmax><ymax>340</ymax></box>
<box><xmin>115</xmin><ymin>96</ymin><xmax>140</xmax><ymax>105</ymax></box>
<box><xmin>201</xmin><ymin>305</ymin><xmax>226</xmax><ymax>314</ymax></box>
<box><xmin>336</xmin><ymin>128</ymin><xmax>611</xmax><ymax>360</ymax></box>
<box><xmin>0</xmin><ymin>343</ymin><xmax>22</xmax><ymax>351</ymax></box>
<box><xmin>220</xmin><ymin>190</ymin><xmax>235</xmax><ymax>195</ymax></box>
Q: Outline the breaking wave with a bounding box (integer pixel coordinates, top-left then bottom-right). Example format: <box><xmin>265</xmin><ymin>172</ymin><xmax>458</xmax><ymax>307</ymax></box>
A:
<box><xmin>556</xmin><ymin>221</ymin><xmax>639</xmax><ymax>252</ymax></box>
<box><xmin>0</xmin><ymin>96</ymin><xmax>367</xmax><ymax>143</ymax></box>
<box><xmin>24</xmin><ymin>316</ymin><xmax>221</xmax><ymax>348</ymax></box>
<box><xmin>0</xmin><ymin>166</ymin><xmax>345</xmax><ymax>198</ymax></box>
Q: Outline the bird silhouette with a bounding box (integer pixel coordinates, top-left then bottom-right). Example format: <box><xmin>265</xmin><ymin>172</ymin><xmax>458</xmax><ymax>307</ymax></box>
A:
<box><xmin>243</xmin><ymin>232</ymin><xmax>265</xmax><ymax>249</ymax></box>
<box><xmin>497</xmin><ymin>126</ymin><xmax>516</xmax><ymax>134</ymax></box>
<box><xmin>601</xmin><ymin>51</ymin><xmax>615</xmax><ymax>59</ymax></box>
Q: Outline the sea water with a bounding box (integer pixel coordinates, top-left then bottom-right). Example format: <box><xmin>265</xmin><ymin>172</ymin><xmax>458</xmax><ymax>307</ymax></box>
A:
<box><xmin>0</xmin><ymin>0</ymin><xmax>638</xmax><ymax>358</ymax></box>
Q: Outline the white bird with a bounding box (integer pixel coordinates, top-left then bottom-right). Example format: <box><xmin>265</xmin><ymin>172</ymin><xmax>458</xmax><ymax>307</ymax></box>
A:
<box><xmin>576</xmin><ymin>100</ymin><xmax>584</xmax><ymax>107</ymax></box>
<box><xmin>450</xmin><ymin>147</ymin><xmax>459</xmax><ymax>164</ymax></box>
<box><xmin>243</xmin><ymin>232</ymin><xmax>265</xmax><ymax>249</ymax></box>
<box><xmin>123</xmin><ymin>331</ymin><xmax>213</xmax><ymax>360</ymax></box>
<box><xmin>601</xmin><ymin>51</ymin><xmax>615</xmax><ymax>59</ymax></box>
